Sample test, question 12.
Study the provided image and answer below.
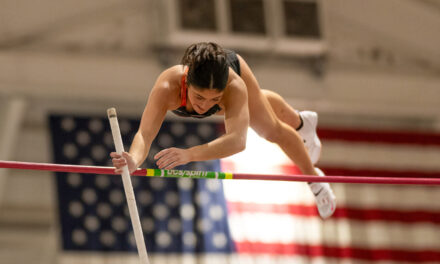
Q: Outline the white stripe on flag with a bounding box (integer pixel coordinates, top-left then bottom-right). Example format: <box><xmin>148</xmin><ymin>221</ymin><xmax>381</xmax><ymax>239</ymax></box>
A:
<box><xmin>343</xmin><ymin>184</ymin><xmax>440</xmax><ymax>211</ymax></box>
<box><xmin>321</xmin><ymin>141</ymin><xmax>440</xmax><ymax>171</ymax></box>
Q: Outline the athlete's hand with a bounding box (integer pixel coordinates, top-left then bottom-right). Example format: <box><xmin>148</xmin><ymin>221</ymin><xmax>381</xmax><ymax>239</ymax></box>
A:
<box><xmin>110</xmin><ymin>151</ymin><xmax>137</xmax><ymax>174</ymax></box>
<box><xmin>154</xmin><ymin>147</ymin><xmax>191</xmax><ymax>169</ymax></box>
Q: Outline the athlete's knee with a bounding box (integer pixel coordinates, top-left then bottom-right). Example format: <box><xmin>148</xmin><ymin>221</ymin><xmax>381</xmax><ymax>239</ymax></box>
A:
<box><xmin>262</xmin><ymin>89</ymin><xmax>281</xmax><ymax>101</ymax></box>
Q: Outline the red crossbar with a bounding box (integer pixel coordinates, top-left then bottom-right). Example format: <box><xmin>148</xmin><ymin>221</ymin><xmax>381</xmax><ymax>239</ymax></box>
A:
<box><xmin>1</xmin><ymin>160</ymin><xmax>439</xmax><ymax>185</ymax></box>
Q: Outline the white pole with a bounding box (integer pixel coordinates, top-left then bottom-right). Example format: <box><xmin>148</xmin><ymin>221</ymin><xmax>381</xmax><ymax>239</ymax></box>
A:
<box><xmin>107</xmin><ymin>108</ymin><xmax>150</xmax><ymax>264</ymax></box>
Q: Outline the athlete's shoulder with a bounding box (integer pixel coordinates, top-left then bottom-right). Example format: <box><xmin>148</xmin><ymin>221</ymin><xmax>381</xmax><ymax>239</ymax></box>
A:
<box><xmin>162</xmin><ymin>65</ymin><xmax>184</xmax><ymax>76</ymax></box>
<box><xmin>227</xmin><ymin>67</ymin><xmax>246</xmax><ymax>90</ymax></box>
<box><xmin>154</xmin><ymin>65</ymin><xmax>183</xmax><ymax>92</ymax></box>
<box><xmin>149</xmin><ymin>65</ymin><xmax>183</xmax><ymax>109</ymax></box>
<box><xmin>157</xmin><ymin>65</ymin><xmax>183</xmax><ymax>83</ymax></box>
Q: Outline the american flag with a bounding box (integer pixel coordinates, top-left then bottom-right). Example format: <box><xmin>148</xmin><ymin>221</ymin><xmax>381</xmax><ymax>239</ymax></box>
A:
<box><xmin>223</xmin><ymin>127</ymin><xmax>440</xmax><ymax>263</ymax></box>
<box><xmin>49</xmin><ymin>113</ymin><xmax>440</xmax><ymax>263</ymax></box>
<box><xmin>49</xmin><ymin>114</ymin><xmax>234</xmax><ymax>261</ymax></box>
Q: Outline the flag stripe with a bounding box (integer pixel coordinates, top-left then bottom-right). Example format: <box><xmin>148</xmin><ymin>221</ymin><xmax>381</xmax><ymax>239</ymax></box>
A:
<box><xmin>319</xmin><ymin>141</ymin><xmax>440</xmax><ymax>171</ymax></box>
<box><xmin>321</xmin><ymin>166</ymin><xmax>440</xmax><ymax>178</ymax></box>
<box><xmin>318</xmin><ymin>128</ymin><xmax>440</xmax><ymax>146</ymax></box>
<box><xmin>228</xmin><ymin>202</ymin><xmax>440</xmax><ymax>224</ymax></box>
<box><xmin>229</xmin><ymin>213</ymin><xmax>440</xmax><ymax>248</ymax></box>
<box><xmin>234</xmin><ymin>242</ymin><xmax>440</xmax><ymax>262</ymax></box>
<box><xmin>341</xmin><ymin>184</ymin><xmax>440</xmax><ymax>211</ymax></box>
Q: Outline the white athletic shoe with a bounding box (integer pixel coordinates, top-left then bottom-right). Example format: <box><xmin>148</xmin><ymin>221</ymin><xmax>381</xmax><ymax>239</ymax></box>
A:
<box><xmin>297</xmin><ymin>111</ymin><xmax>321</xmax><ymax>165</ymax></box>
<box><xmin>309</xmin><ymin>167</ymin><xmax>336</xmax><ymax>219</ymax></box>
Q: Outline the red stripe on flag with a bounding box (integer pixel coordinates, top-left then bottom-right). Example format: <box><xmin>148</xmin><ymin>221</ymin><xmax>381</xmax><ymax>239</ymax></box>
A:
<box><xmin>320</xmin><ymin>167</ymin><xmax>440</xmax><ymax>179</ymax></box>
<box><xmin>333</xmin><ymin>207</ymin><xmax>440</xmax><ymax>224</ymax></box>
<box><xmin>318</xmin><ymin>128</ymin><xmax>440</xmax><ymax>146</ymax></box>
<box><xmin>235</xmin><ymin>241</ymin><xmax>440</xmax><ymax>262</ymax></box>
<box><xmin>228</xmin><ymin>202</ymin><xmax>440</xmax><ymax>224</ymax></box>
<box><xmin>279</xmin><ymin>165</ymin><xmax>440</xmax><ymax>179</ymax></box>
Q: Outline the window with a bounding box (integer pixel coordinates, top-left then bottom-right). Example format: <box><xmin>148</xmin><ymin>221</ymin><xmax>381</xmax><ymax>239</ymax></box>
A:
<box><xmin>230</xmin><ymin>0</ymin><xmax>266</xmax><ymax>35</ymax></box>
<box><xmin>163</xmin><ymin>0</ymin><xmax>325</xmax><ymax>56</ymax></box>
<box><xmin>178</xmin><ymin>0</ymin><xmax>217</xmax><ymax>31</ymax></box>
<box><xmin>283</xmin><ymin>0</ymin><xmax>321</xmax><ymax>38</ymax></box>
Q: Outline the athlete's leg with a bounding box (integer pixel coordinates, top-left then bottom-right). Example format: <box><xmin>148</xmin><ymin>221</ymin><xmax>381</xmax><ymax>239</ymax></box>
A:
<box><xmin>261</xmin><ymin>89</ymin><xmax>301</xmax><ymax>128</ymax></box>
<box><xmin>238</xmin><ymin>55</ymin><xmax>335</xmax><ymax>219</ymax></box>
<box><xmin>262</xmin><ymin>89</ymin><xmax>322</xmax><ymax>164</ymax></box>
<box><xmin>237</xmin><ymin>55</ymin><xmax>316</xmax><ymax>176</ymax></box>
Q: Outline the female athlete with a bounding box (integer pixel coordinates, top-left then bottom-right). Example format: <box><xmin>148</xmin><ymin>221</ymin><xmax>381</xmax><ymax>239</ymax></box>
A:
<box><xmin>111</xmin><ymin>42</ymin><xmax>336</xmax><ymax>218</ymax></box>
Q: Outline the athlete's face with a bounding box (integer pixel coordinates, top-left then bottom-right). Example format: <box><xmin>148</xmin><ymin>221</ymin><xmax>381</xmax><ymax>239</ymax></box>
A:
<box><xmin>187</xmin><ymin>85</ymin><xmax>223</xmax><ymax>114</ymax></box>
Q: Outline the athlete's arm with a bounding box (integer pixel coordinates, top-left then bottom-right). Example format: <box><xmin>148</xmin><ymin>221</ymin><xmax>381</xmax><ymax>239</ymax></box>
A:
<box><xmin>154</xmin><ymin>78</ymin><xmax>249</xmax><ymax>169</ymax></box>
<box><xmin>110</xmin><ymin>69</ymin><xmax>174</xmax><ymax>173</ymax></box>
<box><xmin>190</xmin><ymin>79</ymin><xmax>249</xmax><ymax>160</ymax></box>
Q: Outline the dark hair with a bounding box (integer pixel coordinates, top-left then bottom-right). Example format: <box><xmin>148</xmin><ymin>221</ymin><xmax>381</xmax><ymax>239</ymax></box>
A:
<box><xmin>181</xmin><ymin>42</ymin><xmax>229</xmax><ymax>91</ymax></box>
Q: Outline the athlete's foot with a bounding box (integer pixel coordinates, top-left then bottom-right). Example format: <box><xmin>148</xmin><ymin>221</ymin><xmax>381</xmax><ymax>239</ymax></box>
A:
<box><xmin>309</xmin><ymin>167</ymin><xmax>336</xmax><ymax>219</ymax></box>
<box><xmin>297</xmin><ymin>111</ymin><xmax>321</xmax><ymax>165</ymax></box>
